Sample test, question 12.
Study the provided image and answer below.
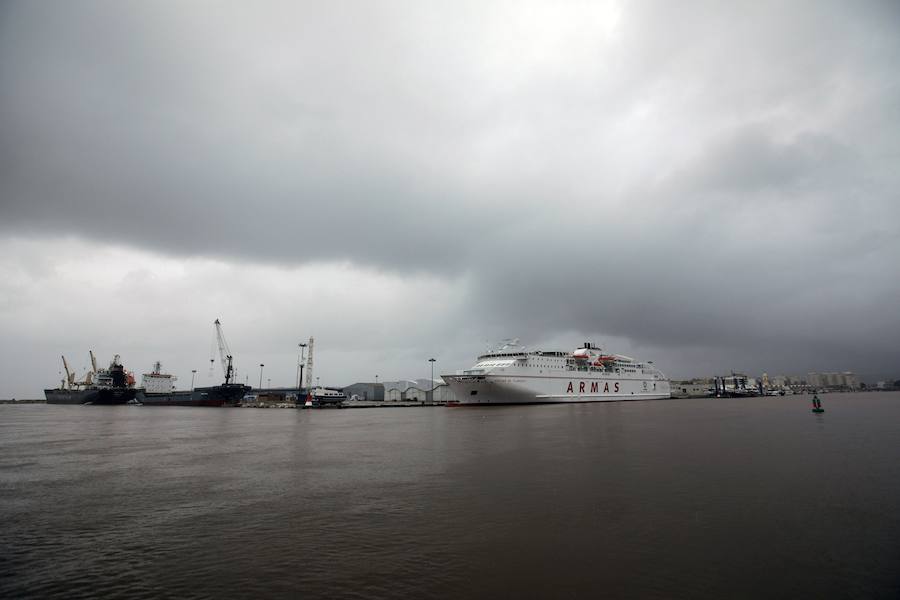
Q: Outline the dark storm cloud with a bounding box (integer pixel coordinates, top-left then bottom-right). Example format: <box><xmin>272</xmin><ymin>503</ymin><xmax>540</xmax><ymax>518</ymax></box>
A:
<box><xmin>671</xmin><ymin>128</ymin><xmax>857</xmax><ymax>196</ymax></box>
<box><xmin>0</xmin><ymin>1</ymin><xmax>497</xmax><ymax>271</ymax></box>
<box><xmin>471</xmin><ymin>120</ymin><xmax>900</xmax><ymax>375</ymax></box>
<box><xmin>2</xmin><ymin>0</ymin><xmax>900</xmax><ymax>383</ymax></box>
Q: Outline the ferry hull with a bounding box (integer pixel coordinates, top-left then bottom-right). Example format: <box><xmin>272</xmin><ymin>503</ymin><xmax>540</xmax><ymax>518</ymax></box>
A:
<box><xmin>443</xmin><ymin>375</ymin><xmax>670</xmax><ymax>406</ymax></box>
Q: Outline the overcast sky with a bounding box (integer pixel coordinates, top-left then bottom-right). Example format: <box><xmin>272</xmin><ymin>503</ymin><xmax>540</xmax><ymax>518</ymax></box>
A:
<box><xmin>2</xmin><ymin>1</ymin><xmax>899</xmax><ymax>397</ymax></box>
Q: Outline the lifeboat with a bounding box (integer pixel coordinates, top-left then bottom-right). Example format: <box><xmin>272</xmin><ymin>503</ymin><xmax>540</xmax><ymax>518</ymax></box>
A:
<box><xmin>592</xmin><ymin>355</ymin><xmax>615</xmax><ymax>367</ymax></box>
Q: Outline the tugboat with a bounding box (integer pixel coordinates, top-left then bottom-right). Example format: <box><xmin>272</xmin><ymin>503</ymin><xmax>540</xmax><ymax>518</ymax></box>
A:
<box><xmin>300</xmin><ymin>387</ymin><xmax>347</xmax><ymax>408</ymax></box>
<box><xmin>45</xmin><ymin>352</ymin><xmax>137</xmax><ymax>405</ymax></box>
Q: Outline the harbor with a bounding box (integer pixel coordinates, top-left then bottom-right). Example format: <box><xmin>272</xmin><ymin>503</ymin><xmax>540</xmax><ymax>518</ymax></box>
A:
<box><xmin>3</xmin><ymin>391</ymin><xmax>900</xmax><ymax>599</ymax></box>
<box><xmin>29</xmin><ymin>324</ymin><xmax>885</xmax><ymax>409</ymax></box>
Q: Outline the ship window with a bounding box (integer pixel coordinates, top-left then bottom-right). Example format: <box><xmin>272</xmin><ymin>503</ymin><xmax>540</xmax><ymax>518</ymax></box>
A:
<box><xmin>470</xmin><ymin>390</ymin><xmax>478</xmax><ymax>395</ymax></box>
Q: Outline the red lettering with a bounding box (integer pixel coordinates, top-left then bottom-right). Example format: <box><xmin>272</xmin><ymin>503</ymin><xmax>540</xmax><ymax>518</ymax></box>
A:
<box><xmin>566</xmin><ymin>382</ymin><xmax>573</xmax><ymax>393</ymax></box>
<box><xmin>590</xmin><ymin>381</ymin><xmax>598</xmax><ymax>393</ymax></box>
<box><xmin>614</xmin><ymin>382</ymin><xmax>620</xmax><ymax>393</ymax></box>
<box><xmin>603</xmin><ymin>382</ymin><xmax>609</xmax><ymax>393</ymax></box>
<box><xmin>579</xmin><ymin>382</ymin><xmax>585</xmax><ymax>393</ymax></box>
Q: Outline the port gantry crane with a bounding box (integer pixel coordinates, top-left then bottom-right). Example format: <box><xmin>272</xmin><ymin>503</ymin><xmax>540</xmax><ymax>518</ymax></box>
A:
<box><xmin>304</xmin><ymin>337</ymin><xmax>314</xmax><ymax>403</ymax></box>
<box><xmin>213</xmin><ymin>319</ymin><xmax>236</xmax><ymax>385</ymax></box>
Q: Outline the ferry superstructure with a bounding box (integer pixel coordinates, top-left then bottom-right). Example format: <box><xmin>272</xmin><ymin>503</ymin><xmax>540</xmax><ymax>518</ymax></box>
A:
<box><xmin>442</xmin><ymin>341</ymin><xmax>670</xmax><ymax>405</ymax></box>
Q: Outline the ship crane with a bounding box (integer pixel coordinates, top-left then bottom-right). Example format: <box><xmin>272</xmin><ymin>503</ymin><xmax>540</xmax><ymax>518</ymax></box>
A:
<box><xmin>213</xmin><ymin>319</ymin><xmax>235</xmax><ymax>385</ymax></box>
<box><xmin>61</xmin><ymin>355</ymin><xmax>73</xmax><ymax>389</ymax></box>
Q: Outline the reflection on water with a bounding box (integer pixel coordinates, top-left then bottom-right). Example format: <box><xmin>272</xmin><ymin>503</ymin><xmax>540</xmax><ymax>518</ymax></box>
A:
<box><xmin>2</xmin><ymin>393</ymin><xmax>899</xmax><ymax>598</ymax></box>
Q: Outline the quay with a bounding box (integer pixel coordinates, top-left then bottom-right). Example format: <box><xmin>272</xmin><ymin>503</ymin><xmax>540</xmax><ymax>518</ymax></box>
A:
<box><xmin>244</xmin><ymin>399</ymin><xmax>446</xmax><ymax>409</ymax></box>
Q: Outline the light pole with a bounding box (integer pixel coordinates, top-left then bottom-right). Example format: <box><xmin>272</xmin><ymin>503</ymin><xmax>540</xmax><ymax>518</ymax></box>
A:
<box><xmin>296</xmin><ymin>343</ymin><xmax>307</xmax><ymax>392</ymax></box>
<box><xmin>316</xmin><ymin>376</ymin><xmax>320</xmax><ymax>388</ymax></box>
<box><xmin>190</xmin><ymin>369</ymin><xmax>197</xmax><ymax>392</ymax></box>
<box><xmin>428</xmin><ymin>358</ymin><xmax>436</xmax><ymax>402</ymax></box>
<box><xmin>259</xmin><ymin>364</ymin><xmax>264</xmax><ymax>390</ymax></box>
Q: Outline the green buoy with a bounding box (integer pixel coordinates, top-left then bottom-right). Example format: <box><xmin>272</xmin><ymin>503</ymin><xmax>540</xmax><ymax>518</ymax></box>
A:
<box><xmin>811</xmin><ymin>394</ymin><xmax>824</xmax><ymax>413</ymax></box>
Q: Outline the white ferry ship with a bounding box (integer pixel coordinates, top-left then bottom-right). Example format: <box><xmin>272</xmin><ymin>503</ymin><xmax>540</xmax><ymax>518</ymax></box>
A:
<box><xmin>442</xmin><ymin>340</ymin><xmax>670</xmax><ymax>405</ymax></box>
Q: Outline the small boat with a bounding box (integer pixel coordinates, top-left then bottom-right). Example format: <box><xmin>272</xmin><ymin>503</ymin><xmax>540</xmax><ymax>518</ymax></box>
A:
<box><xmin>301</xmin><ymin>387</ymin><xmax>346</xmax><ymax>408</ymax></box>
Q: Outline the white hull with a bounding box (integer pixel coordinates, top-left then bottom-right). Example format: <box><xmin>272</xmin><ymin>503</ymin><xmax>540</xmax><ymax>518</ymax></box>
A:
<box><xmin>444</xmin><ymin>374</ymin><xmax>670</xmax><ymax>405</ymax></box>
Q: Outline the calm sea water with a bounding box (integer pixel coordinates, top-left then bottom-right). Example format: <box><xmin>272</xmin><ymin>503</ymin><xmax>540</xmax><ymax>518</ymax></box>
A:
<box><xmin>2</xmin><ymin>393</ymin><xmax>899</xmax><ymax>599</ymax></box>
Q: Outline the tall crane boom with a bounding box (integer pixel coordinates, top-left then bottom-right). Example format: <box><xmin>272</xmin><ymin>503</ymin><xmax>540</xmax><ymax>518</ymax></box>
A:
<box><xmin>89</xmin><ymin>350</ymin><xmax>97</xmax><ymax>374</ymax></box>
<box><xmin>213</xmin><ymin>319</ymin><xmax>235</xmax><ymax>385</ymax></box>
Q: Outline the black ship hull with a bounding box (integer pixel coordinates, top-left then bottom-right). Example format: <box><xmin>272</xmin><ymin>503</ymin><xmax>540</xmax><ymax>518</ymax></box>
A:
<box><xmin>136</xmin><ymin>384</ymin><xmax>250</xmax><ymax>407</ymax></box>
<box><xmin>137</xmin><ymin>390</ymin><xmax>194</xmax><ymax>406</ymax></box>
<box><xmin>44</xmin><ymin>387</ymin><xmax>137</xmax><ymax>405</ymax></box>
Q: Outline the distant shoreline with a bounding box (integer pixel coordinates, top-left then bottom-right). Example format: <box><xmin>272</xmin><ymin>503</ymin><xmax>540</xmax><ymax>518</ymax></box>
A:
<box><xmin>0</xmin><ymin>399</ymin><xmax>45</xmax><ymax>404</ymax></box>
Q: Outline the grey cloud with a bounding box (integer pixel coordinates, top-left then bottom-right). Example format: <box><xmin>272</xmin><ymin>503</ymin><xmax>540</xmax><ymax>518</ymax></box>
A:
<box><xmin>668</xmin><ymin>129</ymin><xmax>857</xmax><ymax>196</ymax></box>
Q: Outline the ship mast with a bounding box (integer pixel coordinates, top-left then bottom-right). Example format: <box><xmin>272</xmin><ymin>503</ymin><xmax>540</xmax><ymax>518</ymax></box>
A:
<box><xmin>213</xmin><ymin>319</ymin><xmax>235</xmax><ymax>385</ymax></box>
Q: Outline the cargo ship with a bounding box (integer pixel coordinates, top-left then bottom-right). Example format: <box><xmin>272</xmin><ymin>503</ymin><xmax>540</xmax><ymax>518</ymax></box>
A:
<box><xmin>443</xmin><ymin>340</ymin><xmax>670</xmax><ymax>405</ymax></box>
<box><xmin>136</xmin><ymin>361</ymin><xmax>249</xmax><ymax>407</ymax></box>
<box><xmin>45</xmin><ymin>352</ymin><xmax>138</xmax><ymax>405</ymax></box>
<box><xmin>135</xmin><ymin>320</ymin><xmax>250</xmax><ymax>407</ymax></box>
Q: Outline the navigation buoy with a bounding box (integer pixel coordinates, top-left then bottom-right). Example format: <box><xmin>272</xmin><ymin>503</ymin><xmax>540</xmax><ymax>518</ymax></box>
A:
<box><xmin>811</xmin><ymin>394</ymin><xmax>824</xmax><ymax>413</ymax></box>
